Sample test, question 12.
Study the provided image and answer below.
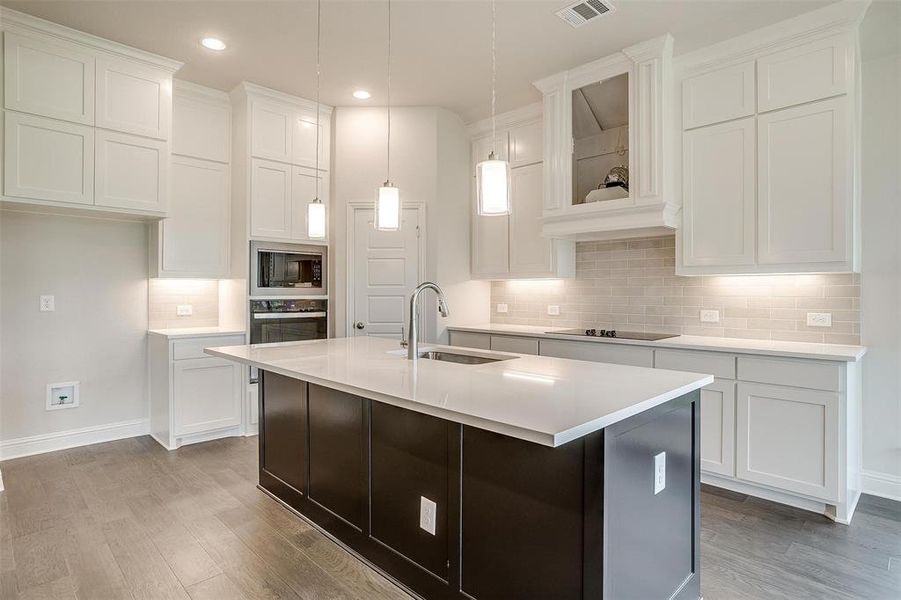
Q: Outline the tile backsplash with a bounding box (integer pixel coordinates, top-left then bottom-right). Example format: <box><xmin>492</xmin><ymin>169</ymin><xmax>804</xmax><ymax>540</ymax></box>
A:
<box><xmin>490</xmin><ymin>236</ymin><xmax>860</xmax><ymax>345</ymax></box>
<box><xmin>149</xmin><ymin>279</ymin><xmax>220</xmax><ymax>329</ymax></box>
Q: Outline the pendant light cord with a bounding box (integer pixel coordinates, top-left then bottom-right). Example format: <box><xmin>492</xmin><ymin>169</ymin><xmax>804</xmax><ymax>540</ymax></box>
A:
<box><xmin>386</xmin><ymin>0</ymin><xmax>392</xmax><ymax>183</ymax></box>
<box><xmin>490</xmin><ymin>0</ymin><xmax>496</xmax><ymax>157</ymax></box>
<box><xmin>314</xmin><ymin>0</ymin><xmax>321</xmax><ymax>200</ymax></box>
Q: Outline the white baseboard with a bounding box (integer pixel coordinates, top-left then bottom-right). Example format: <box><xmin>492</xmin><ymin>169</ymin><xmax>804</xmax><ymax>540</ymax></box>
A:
<box><xmin>0</xmin><ymin>418</ymin><xmax>149</xmax><ymax>461</ymax></box>
<box><xmin>861</xmin><ymin>470</ymin><xmax>901</xmax><ymax>502</ymax></box>
<box><xmin>701</xmin><ymin>472</ymin><xmax>829</xmax><ymax>516</ymax></box>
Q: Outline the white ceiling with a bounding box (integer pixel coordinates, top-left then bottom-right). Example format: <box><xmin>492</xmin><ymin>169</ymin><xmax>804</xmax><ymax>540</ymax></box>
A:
<box><xmin>1</xmin><ymin>0</ymin><xmax>846</xmax><ymax>123</ymax></box>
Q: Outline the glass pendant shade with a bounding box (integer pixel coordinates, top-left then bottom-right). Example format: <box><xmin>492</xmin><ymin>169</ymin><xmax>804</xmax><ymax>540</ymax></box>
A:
<box><xmin>307</xmin><ymin>200</ymin><xmax>326</xmax><ymax>239</ymax></box>
<box><xmin>375</xmin><ymin>183</ymin><xmax>400</xmax><ymax>231</ymax></box>
<box><xmin>476</xmin><ymin>153</ymin><xmax>511</xmax><ymax>216</ymax></box>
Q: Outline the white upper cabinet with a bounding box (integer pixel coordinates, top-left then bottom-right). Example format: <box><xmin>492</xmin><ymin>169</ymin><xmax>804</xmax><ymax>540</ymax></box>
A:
<box><xmin>94</xmin><ymin>129</ymin><xmax>168</xmax><ymax>212</ymax></box>
<box><xmin>757</xmin><ymin>36</ymin><xmax>851</xmax><ymax>113</ymax></box>
<box><xmin>251</xmin><ymin>99</ymin><xmax>292</xmax><ymax>163</ymax></box>
<box><xmin>292</xmin><ymin>111</ymin><xmax>329</xmax><ymax>170</ymax></box>
<box><xmin>290</xmin><ymin>166</ymin><xmax>329</xmax><ymax>242</ymax></box>
<box><xmin>3</xmin><ymin>32</ymin><xmax>95</xmax><ymax>125</ymax></box>
<box><xmin>681</xmin><ymin>117</ymin><xmax>755</xmax><ymax>268</ymax></box>
<box><xmin>172</xmin><ymin>81</ymin><xmax>230</xmax><ymax>163</ymax></box>
<box><xmin>250</xmin><ymin>158</ymin><xmax>292</xmax><ymax>239</ymax></box>
<box><xmin>682</xmin><ymin>61</ymin><xmax>754</xmax><ymax>130</ymax></box>
<box><xmin>509</xmin><ymin>162</ymin><xmax>552</xmax><ymax>275</ymax></box>
<box><xmin>95</xmin><ymin>56</ymin><xmax>172</xmax><ymax>140</ymax></box>
<box><xmin>534</xmin><ymin>35</ymin><xmax>676</xmax><ymax>242</ymax></box>
<box><xmin>249</xmin><ymin>94</ymin><xmax>331</xmax><ymax>171</ymax></box>
<box><xmin>3</xmin><ymin>111</ymin><xmax>94</xmax><ymax>205</ymax></box>
<box><xmin>676</xmin><ymin>2</ymin><xmax>866</xmax><ymax>275</ymax></box>
<box><xmin>508</xmin><ymin>119</ymin><xmax>542</xmax><ymax>167</ymax></box>
<box><xmin>757</xmin><ymin>97</ymin><xmax>850</xmax><ymax>266</ymax></box>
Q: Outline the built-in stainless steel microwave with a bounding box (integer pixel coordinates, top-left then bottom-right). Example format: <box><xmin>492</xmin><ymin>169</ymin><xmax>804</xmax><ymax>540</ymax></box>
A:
<box><xmin>250</xmin><ymin>241</ymin><xmax>327</xmax><ymax>297</ymax></box>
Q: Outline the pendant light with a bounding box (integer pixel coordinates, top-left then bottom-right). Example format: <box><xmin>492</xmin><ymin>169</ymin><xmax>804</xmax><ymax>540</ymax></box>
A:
<box><xmin>374</xmin><ymin>0</ymin><xmax>400</xmax><ymax>231</ymax></box>
<box><xmin>476</xmin><ymin>0</ymin><xmax>510</xmax><ymax>216</ymax></box>
<box><xmin>306</xmin><ymin>0</ymin><xmax>327</xmax><ymax>240</ymax></box>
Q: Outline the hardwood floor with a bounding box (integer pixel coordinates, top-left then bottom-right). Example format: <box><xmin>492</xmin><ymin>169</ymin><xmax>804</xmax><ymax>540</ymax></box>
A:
<box><xmin>0</xmin><ymin>436</ymin><xmax>898</xmax><ymax>600</ymax></box>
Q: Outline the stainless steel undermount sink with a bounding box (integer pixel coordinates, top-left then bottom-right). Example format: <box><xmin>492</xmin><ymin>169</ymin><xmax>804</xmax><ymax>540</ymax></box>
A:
<box><xmin>418</xmin><ymin>351</ymin><xmax>515</xmax><ymax>365</ymax></box>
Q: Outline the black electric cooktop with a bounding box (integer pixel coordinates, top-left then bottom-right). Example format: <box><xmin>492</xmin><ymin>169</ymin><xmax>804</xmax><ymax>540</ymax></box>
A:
<box><xmin>551</xmin><ymin>329</ymin><xmax>678</xmax><ymax>341</ymax></box>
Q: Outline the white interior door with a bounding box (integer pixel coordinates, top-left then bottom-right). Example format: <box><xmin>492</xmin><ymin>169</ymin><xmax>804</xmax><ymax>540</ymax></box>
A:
<box><xmin>351</xmin><ymin>206</ymin><xmax>421</xmax><ymax>339</ymax></box>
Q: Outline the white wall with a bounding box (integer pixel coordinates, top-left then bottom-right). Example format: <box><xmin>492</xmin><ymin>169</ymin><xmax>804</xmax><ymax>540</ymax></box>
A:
<box><xmin>0</xmin><ymin>211</ymin><xmax>149</xmax><ymax>444</ymax></box>
<box><xmin>860</xmin><ymin>3</ymin><xmax>901</xmax><ymax>495</ymax></box>
<box><xmin>331</xmin><ymin>106</ymin><xmax>489</xmax><ymax>342</ymax></box>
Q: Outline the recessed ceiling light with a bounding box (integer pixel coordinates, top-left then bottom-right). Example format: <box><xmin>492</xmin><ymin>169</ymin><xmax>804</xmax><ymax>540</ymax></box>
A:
<box><xmin>201</xmin><ymin>37</ymin><xmax>226</xmax><ymax>51</ymax></box>
<box><xmin>353</xmin><ymin>90</ymin><xmax>372</xmax><ymax>100</ymax></box>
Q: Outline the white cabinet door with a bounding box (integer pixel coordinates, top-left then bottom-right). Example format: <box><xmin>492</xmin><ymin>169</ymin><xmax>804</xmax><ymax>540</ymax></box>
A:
<box><xmin>173</xmin><ymin>357</ymin><xmax>242</xmax><ymax>437</ymax></box>
<box><xmin>95</xmin><ymin>57</ymin><xmax>171</xmax><ymax>140</ymax></box>
<box><xmin>471</xmin><ymin>134</ymin><xmax>510</xmax><ymax>277</ymax></box>
<box><xmin>290</xmin><ymin>166</ymin><xmax>328</xmax><ymax>241</ymax></box>
<box><xmin>291</xmin><ymin>111</ymin><xmax>329</xmax><ymax>170</ymax></box>
<box><xmin>758</xmin><ymin>97</ymin><xmax>850</xmax><ymax>266</ymax></box>
<box><xmin>736</xmin><ymin>382</ymin><xmax>838</xmax><ymax>501</ymax></box>
<box><xmin>3</xmin><ymin>112</ymin><xmax>94</xmax><ymax>205</ymax></box>
<box><xmin>509</xmin><ymin>163</ymin><xmax>552</xmax><ymax>275</ymax></box>
<box><xmin>94</xmin><ymin>130</ymin><xmax>168</xmax><ymax>212</ymax></box>
<box><xmin>3</xmin><ymin>32</ymin><xmax>95</xmax><ymax>125</ymax></box>
<box><xmin>682</xmin><ymin>61</ymin><xmax>755</xmax><ymax>130</ymax></box>
<box><xmin>160</xmin><ymin>156</ymin><xmax>229</xmax><ymax>276</ymax></box>
<box><xmin>508</xmin><ymin>119</ymin><xmax>542</xmax><ymax>167</ymax></box>
<box><xmin>172</xmin><ymin>89</ymin><xmax>230</xmax><ymax>162</ymax></box>
<box><xmin>250</xmin><ymin>100</ymin><xmax>292</xmax><ymax>163</ymax></box>
<box><xmin>539</xmin><ymin>339</ymin><xmax>654</xmax><ymax>368</ymax></box>
<box><xmin>757</xmin><ymin>36</ymin><xmax>851</xmax><ymax>113</ymax></box>
<box><xmin>250</xmin><ymin>158</ymin><xmax>292</xmax><ymax>238</ymax></box>
<box><xmin>699</xmin><ymin>379</ymin><xmax>736</xmax><ymax>477</ymax></box>
<box><xmin>681</xmin><ymin>117</ymin><xmax>755</xmax><ymax>267</ymax></box>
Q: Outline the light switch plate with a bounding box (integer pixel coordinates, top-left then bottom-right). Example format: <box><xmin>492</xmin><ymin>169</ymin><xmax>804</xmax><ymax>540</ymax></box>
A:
<box><xmin>654</xmin><ymin>452</ymin><xmax>666</xmax><ymax>495</ymax></box>
<box><xmin>176</xmin><ymin>304</ymin><xmax>193</xmax><ymax>317</ymax></box>
<box><xmin>547</xmin><ymin>305</ymin><xmax>561</xmax><ymax>316</ymax></box>
<box><xmin>807</xmin><ymin>312</ymin><xmax>832</xmax><ymax>327</ymax></box>
<box><xmin>496</xmin><ymin>303</ymin><xmax>508</xmax><ymax>314</ymax></box>
<box><xmin>700</xmin><ymin>309</ymin><xmax>720</xmax><ymax>323</ymax></box>
<box><xmin>419</xmin><ymin>496</ymin><xmax>437</xmax><ymax>535</ymax></box>
<box><xmin>39</xmin><ymin>295</ymin><xmax>55</xmax><ymax>312</ymax></box>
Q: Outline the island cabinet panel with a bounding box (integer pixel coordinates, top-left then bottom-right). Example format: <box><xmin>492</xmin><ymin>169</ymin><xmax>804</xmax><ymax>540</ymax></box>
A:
<box><xmin>308</xmin><ymin>384</ymin><xmax>366</xmax><ymax>529</ymax></box>
<box><xmin>460</xmin><ymin>426</ymin><xmax>587</xmax><ymax>600</ymax></box>
<box><xmin>370</xmin><ymin>403</ymin><xmax>451</xmax><ymax>580</ymax></box>
<box><xmin>260</xmin><ymin>372</ymin><xmax>307</xmax><ymax>498</ymax></box>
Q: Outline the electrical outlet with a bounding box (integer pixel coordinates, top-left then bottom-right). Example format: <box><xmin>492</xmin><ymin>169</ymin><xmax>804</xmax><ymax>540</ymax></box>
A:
<box><xmin>419</xmin><ymin>496</ymin><xmax>437</xmax><ymax>535</ymax></box>
<box><xmin>700</xmin><ymin>309</ymin><xmax>720</xmax><ymax>323</ymax></box>
<box><xmin>176</xmin><ymin>304</ymin><xmax>193</xmax><ymax>317</ymax></box>
<box><xmin>654</xmin><ymin>452</ymin><xmax>666</xmax><ymax>495</ymax></box>
<box><xmin>496</xmin><ymin>303</ymin><xmax>508</xmax><ymax>314</ymax></box>
<box><xmin>39</xmin><ymin>295</ymin><xmax>55</xmax><ymax>312</ymax></box>
<box><xmin>807</xmin><ymin>312</ymin><xmax>832</xmax><ymax>327</ymax></box>
<box><xmin>547</xmin><ymin>305</ymin><xmax>561</xmax><ymax>316</ymax></box>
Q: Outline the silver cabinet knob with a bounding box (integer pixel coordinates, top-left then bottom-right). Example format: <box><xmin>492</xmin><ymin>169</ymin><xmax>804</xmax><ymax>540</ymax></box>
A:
<box><xmin>354</xmin><ymin>321</ymin><xmax>365</xmax><ymax>330</ymax></box>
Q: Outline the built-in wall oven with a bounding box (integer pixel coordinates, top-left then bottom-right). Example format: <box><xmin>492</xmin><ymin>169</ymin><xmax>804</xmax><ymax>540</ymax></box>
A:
<box><xmin>250</xmin><ymin>241</ymin><xmax>326</xmax><ymax>297</ymax></box>
<box><xmin>248</xmin><ymin>298</ymin><xmax>328</xmax><ymax>383</ymax></box>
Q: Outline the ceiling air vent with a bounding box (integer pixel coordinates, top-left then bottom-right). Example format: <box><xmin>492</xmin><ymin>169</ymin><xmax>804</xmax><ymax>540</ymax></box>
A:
<box><xmin>556</xmin><ymin>0</ymin><xmax>615</xmax><ymax>29</ymax></box>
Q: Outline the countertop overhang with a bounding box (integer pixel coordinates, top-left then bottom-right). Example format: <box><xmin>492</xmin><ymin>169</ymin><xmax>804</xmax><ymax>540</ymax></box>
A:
<box><xmin>206</xmin><ymin>336</ymin><xmax>712</xmax><ymax>447</ymax></box>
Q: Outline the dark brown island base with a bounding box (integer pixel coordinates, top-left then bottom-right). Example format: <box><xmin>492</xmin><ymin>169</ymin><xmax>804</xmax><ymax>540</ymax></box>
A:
<box><xmin>258</xmin><ymin>370</ymin><xmax>701</xmax><ymax>600</ymax></box>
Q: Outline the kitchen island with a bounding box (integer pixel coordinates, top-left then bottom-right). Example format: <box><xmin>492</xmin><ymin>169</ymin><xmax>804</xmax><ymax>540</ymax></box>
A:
<box><xmin>206</xmin><ymin>336</ymin><xmax>713</xmax><ymax>600</ymax></box>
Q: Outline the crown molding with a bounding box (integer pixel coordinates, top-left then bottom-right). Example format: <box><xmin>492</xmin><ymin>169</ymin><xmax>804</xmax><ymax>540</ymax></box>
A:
<box><xmin>174</xmin><ymin>79</ymin><xmax>230</xmax><ymax>105</ymax></box>
<box><xmin>0</xmin><ymin>6</ymin><xmax>183</xmax><ymax>72</ymax></box>
<box><xmin>623</xmin><ymin>33</ymin><xmax>674</xmax><ymax>63</ymax></box>
<box><xmin>466</xmin><ymin>102</ymin><xmax>542</xmax><ymax>138</ymax></box>
<box><xmin>231</xmin><ymin>81</ymin><xmax>334</xmax><ymax>115</ymax></box>
<box><xmin>676</xmin><ymin>0</ymin><xmax>870</xmax><ymax>76</ymax></box>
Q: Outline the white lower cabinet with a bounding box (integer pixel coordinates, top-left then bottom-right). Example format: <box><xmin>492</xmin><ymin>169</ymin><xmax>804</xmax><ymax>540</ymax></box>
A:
<box><xmin>150</xmin><ymin>332</ymin><xmax>246</xmax><ymax>450</ymax></box>
<box><xmin>539</xmin><ymin>338</ymin><xmax>654</xmax><ymax>367</ymax></box>
<box><xmin>699</xmin><ymin>379</ymin><xmax>736</xmax><ymax>477</ymax></box>
<box><xmin>736</xmin><ymin>382</ymin><xmax>838</xmax><ymax>501</ymax></box>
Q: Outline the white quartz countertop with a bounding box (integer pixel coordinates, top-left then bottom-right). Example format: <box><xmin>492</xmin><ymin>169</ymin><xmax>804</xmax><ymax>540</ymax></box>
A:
<box><xmin>205</xmin><ymin>336</ymin><xmax>712</xmax><ymax>447</ymax></box>
<box><xmin>148</xmin><ymin>327</ymin><xmax>246</xmax><ymax>339</ymax></box>
<box><xmin>448</xmin><ymin>324</ymin><xmax>866</xmax><ymax>362</ymax></box>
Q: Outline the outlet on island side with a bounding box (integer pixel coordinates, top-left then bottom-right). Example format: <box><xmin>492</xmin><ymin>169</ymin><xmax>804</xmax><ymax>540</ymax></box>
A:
<box><xmin>420</xmin><ymin>496</ymin><xmax>437</xmax><ymax>535</ymax></box>
<box><xmin>654</xmin><ymin>452</ymin><xmax>666</xmax><ymax>495</ymax></box>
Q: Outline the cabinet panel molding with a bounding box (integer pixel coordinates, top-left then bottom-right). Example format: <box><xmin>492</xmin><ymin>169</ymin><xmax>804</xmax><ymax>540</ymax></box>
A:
<box><xmin>172</xmin><ymin>82</ymin><xmax>230</xmax><ymax>162</ymax></box>
<box><xmin>682</xmin><ymin>61</ymin><xmax>755</xmax><ymax>130</ymax></box>
<box><xmin>96</xmin><ymin>56</ymin><xmax>171</xmax><ymax>139</ymax></box>
<box><xmin>757</xmin><ymin>35</ymin><xmax>851</xmax><ymax>113</ymax></box>
<box><xmin>699</xmin><ymin>379</ymin><xmax>736</xmax><ymax>477</ymax></box>
<box><xmin>94</xmin><ymin>129</ymin><xmax>168</xmax><ymax>212</ymax></box>
<box><xmin>173</xmin><ymin>358</ymin><xmax>242</xmax><ymax>436</ymax></box>
<box><xmin>250</xmin><ymin>158</ymin><xmax>292</xmax><ymax>239</ymax></box>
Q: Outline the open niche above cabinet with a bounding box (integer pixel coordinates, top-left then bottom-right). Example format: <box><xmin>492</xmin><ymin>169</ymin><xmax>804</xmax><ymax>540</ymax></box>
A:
<box><xmin>535</xmin><ymin>34</ymin><xmax>676</xmax><ymax>241</ymax></box>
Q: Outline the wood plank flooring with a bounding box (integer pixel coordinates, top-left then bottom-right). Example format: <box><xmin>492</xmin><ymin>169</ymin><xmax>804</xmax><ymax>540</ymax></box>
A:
<box><xmin>0</xmin><ymin>436</ymin><xmax>898</xmax><ymax>599</ymax></box>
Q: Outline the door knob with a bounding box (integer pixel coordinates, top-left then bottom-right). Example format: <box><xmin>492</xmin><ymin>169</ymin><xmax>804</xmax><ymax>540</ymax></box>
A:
<box><xmin>354</xmin><ymin>321</ymin><xmax>365</xmax><ymax>330</ymax></box>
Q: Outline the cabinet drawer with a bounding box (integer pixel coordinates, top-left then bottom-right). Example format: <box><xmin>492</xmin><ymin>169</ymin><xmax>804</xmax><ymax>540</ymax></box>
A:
<box><xmin>737</xmin><ymin>356</ymin><xmax>842</xmax><ymax>392</ymax></box>
<box><xmin>757</xmin><ymin>35</ymin><xmax>851</xmax><ymax>113</ymax></box>
<box><xmin>490</xmin><ymin>335</ymin><xmax>538</xmax><ymax>355</ymax></box>
<box><xmin>682</xmin><ymin>61</ymin><xmax>755</xmax><ymax>129</ymax></box>
<box><xmin>448</xmin><ymin>331</ymin><xmax>491</xmax><ymax>350</ymax></box>
<box><xmin>173</xmin><ymin>335</ymin><xmax>246</xmax><ymax>361</ymax></box>
<box><xmin>539</xmin><ymin>339</ymin><xmax>654</xmax><ymax>367</ymax></box>
<box><xmin>655</xmin><ymin>349</ymin><xmax>735</xmax><ymax>379</ymax></box>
